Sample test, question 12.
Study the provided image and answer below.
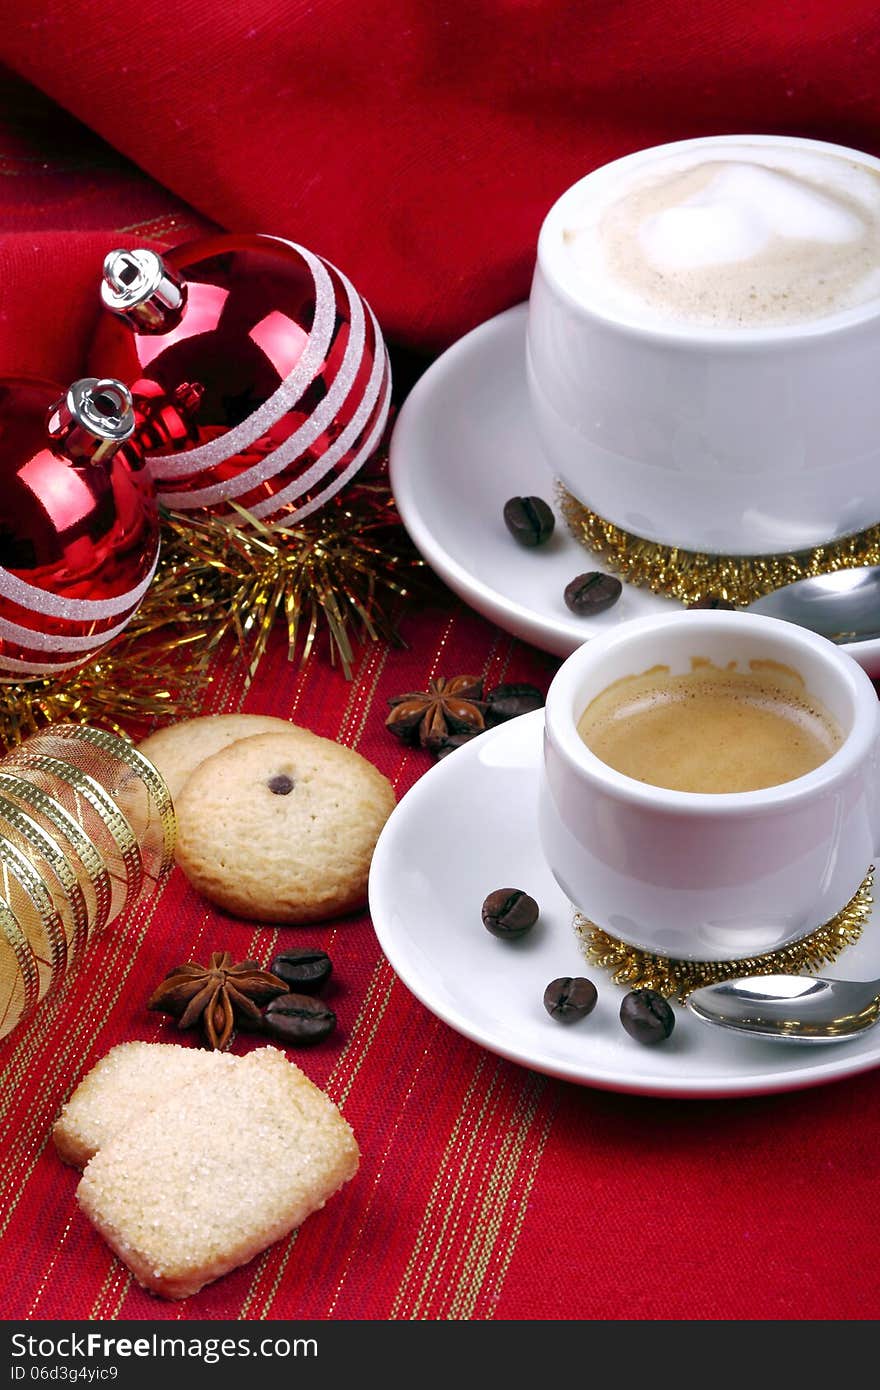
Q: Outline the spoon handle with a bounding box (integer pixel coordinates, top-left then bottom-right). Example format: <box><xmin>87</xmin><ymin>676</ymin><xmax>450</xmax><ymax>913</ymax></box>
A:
<box><xmin>686</xmin><ymin>973</ymin><xmax>880</xmax><ymax>1043</ymax></box>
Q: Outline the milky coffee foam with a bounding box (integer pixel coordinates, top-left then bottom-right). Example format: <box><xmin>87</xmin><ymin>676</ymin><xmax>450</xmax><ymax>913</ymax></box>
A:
<box><xmin>560</xmin><ymin>142</ymin><xmax>880</xmax><ymax>329</ymax></box>
<box><xmin>577</xmin><ymin>659</ymin><xmax>842</xmax><ymax>793</ymax></box>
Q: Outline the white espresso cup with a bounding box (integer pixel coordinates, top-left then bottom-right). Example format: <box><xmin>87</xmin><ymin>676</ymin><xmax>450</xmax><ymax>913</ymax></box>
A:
<box><xmin>538</xmin><ymin>610</ymin><xmax>880</xmax><ymax>961</ymax></box>
<box><xmin>526</xmin><ymin>134</ymin><xmax>880</xmax><ymax>555</ymax></box>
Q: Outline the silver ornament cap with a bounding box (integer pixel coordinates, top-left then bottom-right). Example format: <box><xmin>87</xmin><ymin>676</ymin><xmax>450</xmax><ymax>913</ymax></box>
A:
<box><xmin>46</xmin><ymin>378</ymin><xmax>135</xmax><ymax>464</ymax></box>
<box><xmin>101</xmin><ymin>247</ymin><xmax>187</xmax><ymax>332</ymax></box>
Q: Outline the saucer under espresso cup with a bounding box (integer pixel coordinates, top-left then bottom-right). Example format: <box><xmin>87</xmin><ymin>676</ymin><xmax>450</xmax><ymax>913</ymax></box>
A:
<box><xmin>527</xmin><ymin>134</ymin><xmax>880</xmax><ymax>555</ymax></box>
<box><xmin>539</xmin><ymin>610</ymin><xmax>880</xmax><ymax>961</ymax></box>
<box><xmin>368</xmin><ymin>709</ymin><xmax>880</xmax><ymax>1096</ymax></box>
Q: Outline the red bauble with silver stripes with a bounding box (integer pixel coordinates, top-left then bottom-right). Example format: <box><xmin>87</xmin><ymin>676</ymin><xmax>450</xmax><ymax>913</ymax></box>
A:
<box><xmin>0</xmin><ymin>377</ymin><xmax>160</xmax><ymax>681</ymax></box>
<box><xmin>89</xmin><ymin>233</ymin><xmax>392</xmax><ymax>523</ymax></box>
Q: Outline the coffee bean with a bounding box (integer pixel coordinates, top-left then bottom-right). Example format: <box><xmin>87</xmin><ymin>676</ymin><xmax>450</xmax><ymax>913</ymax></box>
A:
<box><xmin>260</xmin><ymin>992</ymin><xmax>336</xmax><ymax>1045</ymax></box>
<box><xmin>564</xmin><ymin>571</ymin><xmax>622</xmax><ymax>616</ymax></box>
<box><xmin>503</xmin><ymin>496</ymin><xmax>555</xmax><ymax>547</ymax></box>
<box><xmin>688</xmin><ymin>595</ymin><xmax>736</xmax><ymax>611</ymax></box>
<box><xmin>485</xmin><ymin>683</ymin><xmax>545</xmax><ymax>725</ymax></box>
<box><xmin>434</xmin><ymin>732</ymin><xmax>482</xmax><ymax>760</ymax></box>
<box><xmin>619</xmin><ymin>989</ymin><xmax>675</xmax><ymax>1045</ymax></box>
<box><xmin>543</xmin><ymin>976</ymin><xmax>598</xmax><ymax>1021</ymax></box>
<box><xmin>481</xmin><ymin>888</ymin><xmax>539</xmax><ymax>938</ymax></box>
<box><xmin>270</xmin><ymin>948</ymin><xmax>332</xmax><ymax>994</ymax></box>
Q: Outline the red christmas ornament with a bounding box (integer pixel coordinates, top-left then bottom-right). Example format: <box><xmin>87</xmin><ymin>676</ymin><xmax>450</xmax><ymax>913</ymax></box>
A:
<box><xmin>89</xmin><ymin>233</ymin><xmax>392</xmax><ymax>522</ymax></box>
<box><xmin>0</xmin><ymin>377</ymin><xmax>161</xmax><ymax>680</ymax></box>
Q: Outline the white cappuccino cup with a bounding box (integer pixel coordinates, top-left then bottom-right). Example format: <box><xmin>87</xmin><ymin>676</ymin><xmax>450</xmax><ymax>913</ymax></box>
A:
<box><xmin>538</xmin><ymin>610</ymin><xmax>880</xmax><ymax>961</ymax></box>
<box><xmin>527</xmin><ymin>134</ymin><xmax>880</xmax><ymax>555</ymax></box>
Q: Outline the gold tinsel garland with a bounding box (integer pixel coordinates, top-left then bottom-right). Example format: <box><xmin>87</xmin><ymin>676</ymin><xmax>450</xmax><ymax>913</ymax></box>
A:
<box><xmin>560</xmin><ymin>487</ymin><xmax>880</xmax><ymax>606</ymax></box>
<box><xmin>0</xmin><ymin>472</ymin><xmax>423</xmax><ymax>749</ymax></box>
<box><xmin>574</xmin><ymin>867</ymin><xmax>874</xmax><ymax>1002</ymax></box>
<box><xmin>159</xmin><ymin>477</ymin><xmax>419</xmax><ymax>680</ymax></box>
<box><xmin>0</xmin><ymin>603</ymin><xmax>213</xmax><ymax>748</ymax></box>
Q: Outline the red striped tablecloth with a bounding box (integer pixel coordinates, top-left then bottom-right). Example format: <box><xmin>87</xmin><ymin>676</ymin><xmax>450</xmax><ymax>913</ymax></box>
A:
<box><xmin>4</xmin><ymin>603</ymin><xmax>880</xmax><ymax>1322</ymax></box>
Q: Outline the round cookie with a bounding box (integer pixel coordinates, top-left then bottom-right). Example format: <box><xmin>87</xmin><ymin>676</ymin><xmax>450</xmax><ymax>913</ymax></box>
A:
<box><xmin>137</xmin><ymin>714</ymin><xmax>309</xmax><ymax>804</ymax></box>
<box><xmin>174</xmin><ymin>731</ymin><xmax>396</xmax><ymax>922</ymax></box>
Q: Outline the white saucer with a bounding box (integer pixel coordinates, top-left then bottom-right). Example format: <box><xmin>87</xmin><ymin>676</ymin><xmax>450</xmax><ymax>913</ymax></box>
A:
<box><xmin>368</xmin><ymin>711</ymin><xmax>880</xmax><ymax>1098</ymax></box>
<box><xmin>389</xmin><ymin>303</ymin><xmax>880</xmax><ymax>679</ymax></box>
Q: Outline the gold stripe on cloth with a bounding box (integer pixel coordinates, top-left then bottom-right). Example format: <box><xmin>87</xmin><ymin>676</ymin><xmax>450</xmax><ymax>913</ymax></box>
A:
<box><xmin>560</xmin><ymin>488</ymin><xmax>880</xmax><ymax>606</ymax></box>
<box><xmin>575</xmin><ymin>867</ymin><xmax>873</xmax><ymax>1001</ymax></box>
<box><xmin>240</xmin><ymin>954</ymin><xmax>398</xmax><ymax>1320</ymax></box>
<box><xmin>445</xmin><ymin>1069</ymin><xmax>547</xmax><ymax>1321</ymax></box>
<box><xmin>387</xmin><ymin>1055</ymin><xmax>551</xmax><ymax>1321</ymax></box>
<box><xmin>389</xmin><ymin>1054</ymin><xmax>496</xmax><ymax>1320</ymax></box>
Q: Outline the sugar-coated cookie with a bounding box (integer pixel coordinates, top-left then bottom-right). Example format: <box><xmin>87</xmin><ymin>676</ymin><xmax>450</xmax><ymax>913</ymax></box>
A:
<box><xmin>53</xmin><ymin>1042</ymin><xmax>231</xmax><ymax>1168</ymax></box>
<box><xmin>174</xmin><ymin>730</ymin><xmax>396</xmax><ymax>922</ymax></box>
<box><xmin>137</xmin><ymin>713</ymin><xmax>308</xmax><ymax>803</ymax></box>
<box><xmin>76</xmin><ymin>1046</ymin><xmax>359</xmax><ymax>1299</ymax></box>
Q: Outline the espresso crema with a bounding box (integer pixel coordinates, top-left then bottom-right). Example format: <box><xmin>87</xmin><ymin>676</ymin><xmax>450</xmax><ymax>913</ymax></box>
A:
<box><xmin>560</xmin><ymin>141</ymin><xmax>880</xmax><ymax>329</ymax></box>
<box><xmin>577</xmin><ymin>658</ymin><xmax>842</xmax><ymax>793</ymax></box>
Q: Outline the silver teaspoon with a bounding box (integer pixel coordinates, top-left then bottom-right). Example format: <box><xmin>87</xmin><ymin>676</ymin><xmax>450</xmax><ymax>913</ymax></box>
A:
<box><xmin>686</xmin><ymin>974</ymin><xmax>880</xmax><ymax>1042</ymax></box>
<box><xmin>746</xmin><ymin>566</ymin><xmax>880</xmax><ymax>644</ymax></box>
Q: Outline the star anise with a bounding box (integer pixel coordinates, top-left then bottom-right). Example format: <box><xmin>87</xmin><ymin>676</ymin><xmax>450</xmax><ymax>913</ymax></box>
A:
<box><xmin>147</xmin><ymin>951</ymin><xmax>288</xmax><ymax>1050</ymax></box>
<box><xmin>386</xmin><ymin>675</ymin><xmax>486</xmax><ymax>751</ymax></box>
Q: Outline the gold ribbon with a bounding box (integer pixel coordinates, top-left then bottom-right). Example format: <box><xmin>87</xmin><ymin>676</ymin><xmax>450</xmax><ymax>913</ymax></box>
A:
<box><xmin>0</xmin><ymin>772</ymin><xmax>114</xmax><ymax>956</ymax></box>
<box><xmin>0</xmin><ymin>725</ymin><xmax>176</xmax><ymax>1041</ymax></box>
<box><xmin>0</xmin><ymin>795</ymin><xmax>85</xmax><ymax>970</ymax></box>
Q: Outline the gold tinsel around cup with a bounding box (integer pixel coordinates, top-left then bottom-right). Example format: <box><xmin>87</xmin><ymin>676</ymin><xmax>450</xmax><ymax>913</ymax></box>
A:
<box><xmin>574</xmin><ymin>868</ymin><xmax>874</xmax><ymax>1002</ymax></box>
